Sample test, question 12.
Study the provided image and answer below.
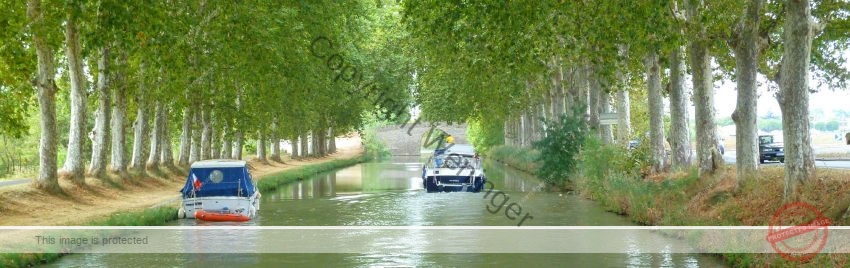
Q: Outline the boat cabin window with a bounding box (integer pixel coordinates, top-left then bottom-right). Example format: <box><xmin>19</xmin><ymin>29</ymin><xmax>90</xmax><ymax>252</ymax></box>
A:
<box><xmin>209</xmin><ymin>169</ymin><xmax>224</xmax><ymax>183</ymax></box>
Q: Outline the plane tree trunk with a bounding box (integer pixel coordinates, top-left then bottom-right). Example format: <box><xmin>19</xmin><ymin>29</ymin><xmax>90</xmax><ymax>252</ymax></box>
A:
<box><xmin>28</xmin><ymin>0</ymin><xmax>60</xmax><ymax>192</ymax></box>
<box><xmin>731</xmin><ymin>0</ymin><xmax>763</xmax><ymax>186</ymax></box>
<box><xmin>686</xmin><ymin>0</ymin><xmax>720</xmax><ymax>175</ymax></box>
<box><xmin>110</xmin><ymin>52</ymin><xmax>128</xmax><ymax>176</ymax></box>
<box><xmin>89</xmin><ymin>48</ymin><xmax>112</xmax><ymax>178</ymax></box>
<box><xmin>669</xmin><ymin>47</ymin><xmax>692</xmax><ymax>168</ymax></box>
<box><xmin>60</xmin><ymin>14</ymin><xmax>87</xmax><ymax>184</ymax></box>
<box><xmin>645</xmin><ymin>50</ymin><xmax>667</xmax><ymax>173</ymax></box>
<box><xmin>777</xmin><ymin>0</ymin><xmax>816</xmax><ymax>199</ymax></box>
<box><xmin>130</xmin><ymin>61</ymin><xmax>149</xmax><ymax>177</ymax></box>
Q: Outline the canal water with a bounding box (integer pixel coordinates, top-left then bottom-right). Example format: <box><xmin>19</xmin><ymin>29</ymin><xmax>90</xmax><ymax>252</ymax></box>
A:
<box><xmin>46</xmin><ymin>156</ymin><xmax>726</xmax><ymax>267</ymax></box>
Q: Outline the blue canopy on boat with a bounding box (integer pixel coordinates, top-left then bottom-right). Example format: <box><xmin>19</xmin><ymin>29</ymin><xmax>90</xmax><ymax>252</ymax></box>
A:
<box><xmin>180</xmin><ymin>166</ymin><xmax>256</xmax><ymax>198</ymax></box>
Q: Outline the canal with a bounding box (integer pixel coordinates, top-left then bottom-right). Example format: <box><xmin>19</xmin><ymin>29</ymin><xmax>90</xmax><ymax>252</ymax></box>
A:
<box><xmin>46</xmin><ymin>156</ymin><xmax>726</xmax><ymax>267</ymax></box>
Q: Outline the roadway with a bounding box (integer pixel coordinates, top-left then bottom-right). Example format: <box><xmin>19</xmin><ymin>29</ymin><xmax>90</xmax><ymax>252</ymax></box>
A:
<box><xmin>722</xmin><ymin>149</ymin><xmax>850</xmax><ymax>169</ymax></box>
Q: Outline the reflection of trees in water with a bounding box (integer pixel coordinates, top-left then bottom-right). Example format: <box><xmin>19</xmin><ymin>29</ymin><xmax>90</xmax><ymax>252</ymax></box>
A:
<box><xmin>484</xmin><ymin>160</ymin><xmax>543</xmax><ymax>193</ymax></box>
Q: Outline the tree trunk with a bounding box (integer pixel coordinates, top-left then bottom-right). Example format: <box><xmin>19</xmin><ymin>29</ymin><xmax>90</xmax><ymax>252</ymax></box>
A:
<box><xmin>89</xmin><ymin>48</ymin><xmax>112</xmax><ymax>178</ymax></box>
<box><xmin>200</xmin><ymin>109</ymin><xmax>211</xmax><ymax>160</ymax></box>
<box><xmin>130</xmin><ymin>60</ymin><xmax>148</xmax><ymax>176</ymax></box>
<box><xmin>686</xmin><ymin>0</ymin><xmax>720</xmax><ymax>175</ymax></box>
<box><xmin>178</xmin><ymin>108</ymin><xmax>192</xmax><ymax>165</ymax></box>
<box><xmin>29</xmin><ymin>0</ymin><xmax>60</xmax><ymax>192</ymax></box>
<box><xmin>160</xmin><ymin>105</ymin><xmax>174</xmax><ymax>167</ymax></box>
<box><xmin>328</xmin><ymin>127</ymin><xmax>336</xmax><ymax>154</ymax></box>
<box><xmin>110</xmin><ymin>52</ymin><xmax>128</xmax><ymax>175</ymax></box>
<box><xmin>615</xmin><ymin>44</ymin><xmax>632</xmax><ymax>146</ymax></box>
<box><xmin>669</xmin><ymin>47</ymin><xmax>692</xmax><ymax>169</ymax></box>
<box><xmin>146</xmin><ymin>101</ymin><xmax>162</xmax><ymax>169</ymax></box>
<box><xmin>291</xmin><ymin>136</ymin><xmax>300</xmax><ymax>159</ymax></box>
<box><xmin>210</xmin><ymin>121</ymin><xmax>219</xmax><ymax>159</ymax></box>
<box><xmin>645</xmin><ymin>50</ymin><xmax>667</xmax><ymax>173</ymax></box>
<box><xmin>731</xmin><ymin>0</ymin><xmax>763</xmax><ymax>186</ymax></box>
<box><xmin>232</xmin><ymin>130</ymin><xmax>243</xmax><ymax>160</ymax></box>
<box><xmin>257</xmin><ymin>130</ymin><xmax>267</xmax><ymax>161</ymax></box>
<box><xmin>300</xmin><ymin>132</ymin><xmax>309</xmax><ymax>157</ymax></box>
<box><xmin>777</xmin><ymin>0</ymin><xmax>816</xmax><ymax>199</ymax></box>
<box><xmin>189</xmin><ymin>110</ymin><xmax>201</xmax><ymax>163</ymax></box>
<box><xmin>311</xmin><ymin>129</ymin><xmax>320</xmax><ymax>156</ymax></box>
<box><xmin>600</xmin><ymin>91</ymin><xmax>614</xmax><ymax>144</ymax></box>
<box><xmin>270</xmin><ymin>118</ymin><xmax>281</xmax><ymax>161</ymax></box>
<box><xmin>587</xmin><ymin>64</ymin><xmax>601</xmax><ymax>137</ymax></box>
<box><xmin>221</xmin><ymin>124</ymin><xmax>232</xmax><ymax>160</ymax></box>
<box><xmin>60</xmin><ymin>14</ymin><xmax>87</xmax><ymax>184</ymax></box>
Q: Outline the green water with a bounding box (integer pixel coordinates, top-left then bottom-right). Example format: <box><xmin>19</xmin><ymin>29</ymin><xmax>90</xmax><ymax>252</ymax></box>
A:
<box><xmin>45</xmin><ymin>157</ymin><xmax>726</xmax><ymax>267</ymax></box>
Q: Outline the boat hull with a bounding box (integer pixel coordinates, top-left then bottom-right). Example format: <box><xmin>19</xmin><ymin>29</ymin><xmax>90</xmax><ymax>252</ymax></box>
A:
<box><xmin>179</xmin><ymin>194</ymin><xmax>260</xmax><ymax>219</ymax></box>
<box><xmin>194</xmin><ymin>210</ymin><xmax>251</xmax><ymax>222</ymax></box>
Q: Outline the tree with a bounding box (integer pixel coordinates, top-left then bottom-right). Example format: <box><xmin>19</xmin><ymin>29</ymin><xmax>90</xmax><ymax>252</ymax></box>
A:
<box><xmin>27</xmin><ymin>0</ymin><xmax>61</xmax><ymax>192</ymax></box>
<box><xmin>730</xmin><ymin>0</ymin><xmax>764</xmax><ymax>186</ymax></box>
<box><xmin>686</xmin><ymin>0</ymin><xmax>721</xmax><ymax>175</ymax></box>
<box><xmin>778</xmin><ymin>0</ymin><xmax>817</xmax><ymax>199</ymax></box>
<box><xmin>59</xmin><ymin>5</ymin><xmax>87</xmax><ymax>184</ymax></box>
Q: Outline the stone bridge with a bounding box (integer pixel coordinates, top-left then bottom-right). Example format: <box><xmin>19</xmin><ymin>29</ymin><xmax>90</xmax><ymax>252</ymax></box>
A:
<box><xmin>374</xmin><ymin>122</ymin><xmax>468</xmax><ymax>156</ymax></box>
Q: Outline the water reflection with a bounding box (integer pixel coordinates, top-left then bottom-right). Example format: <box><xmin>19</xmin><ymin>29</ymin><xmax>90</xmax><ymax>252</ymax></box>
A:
<box><xmin>45</xmin><ymin>157</ymin><xmax>727</xmax><ymax>267</ymax></box>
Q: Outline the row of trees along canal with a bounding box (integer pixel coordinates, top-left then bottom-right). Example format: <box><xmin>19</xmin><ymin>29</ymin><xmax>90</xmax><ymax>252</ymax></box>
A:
<box><xmin>402</xmin><ymin>0</ymin><xmax>849</xmax><ymax>200</ymax></box>
<box><xmin>0</xmin><ymin>1</ymin><xmax>414</xmax><ymax>192</ymax></box>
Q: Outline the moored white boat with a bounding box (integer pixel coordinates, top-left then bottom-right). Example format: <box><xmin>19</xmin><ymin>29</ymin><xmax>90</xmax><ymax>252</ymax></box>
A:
<box><xmin>178</xmin><ymin>160</ymin><xmax>260</xmax><ymax>220</ymax></box>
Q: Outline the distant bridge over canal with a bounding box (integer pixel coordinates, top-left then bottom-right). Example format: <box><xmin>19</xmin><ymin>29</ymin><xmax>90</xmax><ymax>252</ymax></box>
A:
<box><xmin>374</xmin><ymin>122</ymin><xmax>468</xmax><ymax>156</ymax></box>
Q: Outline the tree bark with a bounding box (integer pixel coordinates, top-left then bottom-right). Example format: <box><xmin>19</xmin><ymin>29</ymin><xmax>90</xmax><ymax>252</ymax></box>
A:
<box><xmin>160</xmin><ymin>105</ymin><xmax>174</xmax><ymax>167</ymax></box>
<box><xmin>146</xmin><ymin>101</ymin><xmax>162</xmax><ymax>169</ymax></box>
<box><xmin>221</xmin><ymin>123</ymin><xmax>232</xmax><ymax>160</ymax></box>
<box><xmin>200</xmin><ymin>108</ymin><xmax>211</xmax><ymax>160</ymax></box>
<box><xmin>600</xmin><ymin>91</ymin><xmax>614</xmax><ymax>144</ymax></box>
<box><xmin>300</xmin><ymin>132</ymin><xmax>309</xmax><ymax>157</ymax></box>
<box><xmin>328</xmin><ymin>127</ymin><xmax>336</xmax><ymax>154</ymax></box>
<box><xmin>131</xmin><ymin>60</ymin><xmax>148</xmax><ymax>177</ymax></box>
<box><xmin>669</xmin><ymin>47</ymin><xmax>692</xmax><ymax>168</ymax></box>
<box><xmin>587</xmin><ymin>64</ymin><xmax>601</xmax><ymax>137</ymax></box>
<box><xmin>777</xmin><ymin>0</ymin><xmax>816</xmax><ymax>199</ymax></box>
<box><xmin>189</xmin><ymin>110</ymin><xmax>201</xmax><ymax>163</ymax></box>
<box><xmin>61</xmin><ymin>14</ymin><xmax>87</xmax><ymax>184</ymax></box>
<box><xmin>645</xmin><ymin>50</ymin><xmax>667</xmax><ymax>173</ymax></box>
<box><xmin>232</xmin><ymin>130</ymin><xmax>243</xmax><ymax>160</ymax></box>
<box><xmin>686</xmin><ymin>0</ymin><xmax>720</xmax><ymax>175</ymax></box>
<box><xmin>270</xmin><ymin>119</ymin><xmax>281</xmax><ymax>161</ymax></box>
<box><xmin>290</xmin><ymin>136</ymin><xmax>300</xmax><ymax>159</ymax></box>
<box><xmin>178</xmin><ymin>108</ymin><xmax>192</xmax><ymax>165</ymax></box>
<box><xmin>210</xmin><ymin>121</ymin><xmax>219</xmax><ymax>159</ymax></box>
<box><xmin>110</xmin><ymin>52</ymin><xmax>128</xmax><ymax>175</ymax></box>
<box><xmin>615</xmin><ymin>45</ymin><xmax>632</xmax><ymax>146</ymax></box>
<box><xmin>29</xmin><ymin>0</ymin><xmax>60</xmax><ymax>192</ymax></box>
<box><xmin>89</xmin><ymin>48</ymin><xmax>112</xmax><ymax>178</ymax></box>
<box><xmin>257</xmin><ymin>129</ymin><xmax>267</xmax><ymax>161</ymax></box>
<box><xmin>731</xmin><ymin>0</ymin><xmax>763</xmax><ymax>186</ymax></box>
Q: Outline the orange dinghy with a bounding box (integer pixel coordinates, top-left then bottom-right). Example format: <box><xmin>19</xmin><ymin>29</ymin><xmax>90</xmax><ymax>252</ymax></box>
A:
<box><xmin>194</xmin><ymin>210</ymin><xmax>251</xmax><ymax>222</ymax></box>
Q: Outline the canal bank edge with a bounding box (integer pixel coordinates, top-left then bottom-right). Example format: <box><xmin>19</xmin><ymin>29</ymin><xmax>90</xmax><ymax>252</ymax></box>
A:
<box><xmin>486</xmin><ymin>144</ymin><xmax>850</xmax><ymax>267</ymax></box>
<box><xmin>0</xmin><ymin>151</ymin><xmax>367</xmax><ymax>268</ymax></box>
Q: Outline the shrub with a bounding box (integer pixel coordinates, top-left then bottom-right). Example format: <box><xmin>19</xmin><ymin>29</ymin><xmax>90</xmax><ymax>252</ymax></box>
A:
<box><xmin>532</xmin><ymin>106</ymin><xmax>588</xmax><ymax>186</ymax></box>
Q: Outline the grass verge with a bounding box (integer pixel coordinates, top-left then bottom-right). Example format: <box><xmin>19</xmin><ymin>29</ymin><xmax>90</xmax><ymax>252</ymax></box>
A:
<box><xmin>0</xmin><ymin>206</ymin><xmax>178</xmax><ymax>268</ymax></box>
<box><xmin>257</xmin><ymin>155</ymin><xmax>366</xmax><ymax>192</ymax></box>
<box><xmin>487</xmin><ymin>142</ymin><xmax>850</xmax><ymax>267</ymax></box>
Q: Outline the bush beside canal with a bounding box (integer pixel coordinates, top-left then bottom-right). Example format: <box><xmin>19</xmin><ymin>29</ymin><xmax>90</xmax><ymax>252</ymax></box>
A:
<box><xmin>0</xmin><ymin>206</ymin><xmax>178</xmax><ymax>268</ymax></box>
<box><xmin>488</xmin><ymin>139</ymin><xmax>850</xmax><ymax>267</ymax></box>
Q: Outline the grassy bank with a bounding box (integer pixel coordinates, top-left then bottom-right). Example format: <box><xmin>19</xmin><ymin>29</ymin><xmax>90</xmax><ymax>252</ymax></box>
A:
<box><xmin>256</xmin><ymin>155</ymin><xmax>366</xmax><ymax>192</ymax></box>
<box><xmin>1</xmin><ymin>206</ymin><xmax>178</xmax><ymax>268</ymax></box>
<box><xmin>487</xmin><ymin>142</ymin><xmax>850</xmax><ymax>267</ymax></box>
<box><xmin>488</xmin><ymin>145</ymin><xmax>540</xmax><ymax>175</ymax></box>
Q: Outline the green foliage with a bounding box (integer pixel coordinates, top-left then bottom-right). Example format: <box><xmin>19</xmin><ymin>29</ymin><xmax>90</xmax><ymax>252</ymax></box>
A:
<box><xmin>758</xmin><ymin>118</ymin><xmax>782</xmax><ymax>132</ymax></box>
<box><xmin>814</xmin><ymin>120</ymin><xmax>840</xmax><ymax>131</ymax></box>
<box><xmin>715</xmin><ymin>116</ymin><xmax>734</xmax><ymax>126</ymax></box>
<box><xmin>360</xmin><ymin>128</ymin><xmax>391</xmax><ymax>161</ymax></box>
<box><xmin>532</xmin><ymin>106</ymin><xmax>588</xmax><ymax>186</ymax></box>
<box><xmin>467</xmin><ymin>117</ymin><xmax>504</xmax><ymax>155</ymax></box>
